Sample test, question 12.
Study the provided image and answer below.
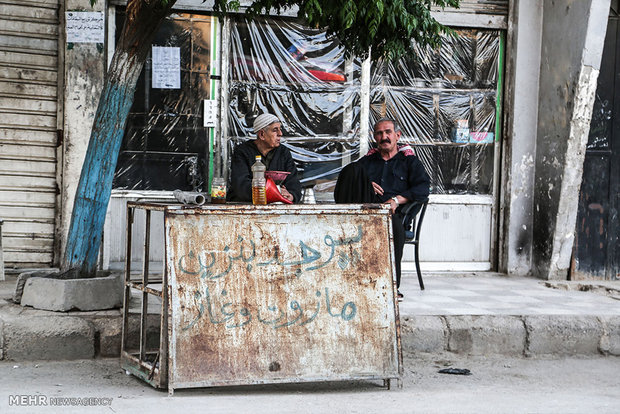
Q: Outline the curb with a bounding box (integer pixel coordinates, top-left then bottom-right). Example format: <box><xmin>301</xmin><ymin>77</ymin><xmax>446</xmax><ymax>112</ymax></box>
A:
<box><xmin>1</xmin><ymin>300</ymin><xmax>620</xmax><ymax>361</ymax></box>
<box><xmin>0</xmin><ymin>300</ymin><xmax>162</xmax><ymax>361</ymax></box>
<box><xmin>401</xmin><ymin>315</ymin><xmax>620</xmax><ymax>357</ymax></box>
<box><xmin>2</xmin><ymin>315</ymin><xmax>95</xmax><ymax>360</ymax></box>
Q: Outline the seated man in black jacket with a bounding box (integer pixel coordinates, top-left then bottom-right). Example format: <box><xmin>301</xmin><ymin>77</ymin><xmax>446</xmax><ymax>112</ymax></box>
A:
<box><xmin>228</xmin><ymin>113</ymin><xmax>302</xmax><ymax>203</ymax></box>
<box><xmin>335</xmin><ymin>117</ymin><xmax>430</xmax><ymax>297</ymax></box>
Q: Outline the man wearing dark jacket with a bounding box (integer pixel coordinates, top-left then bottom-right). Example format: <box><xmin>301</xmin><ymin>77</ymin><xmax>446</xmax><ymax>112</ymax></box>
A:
<box><xmin>228</xmin><ymin>113</ymin><xmax>302</xmax><ymax>203</ymax></box>
<box><xmin>335</xmin><ymin>118</ymin><xmax>430</xmax><ymax>297</ymax></box>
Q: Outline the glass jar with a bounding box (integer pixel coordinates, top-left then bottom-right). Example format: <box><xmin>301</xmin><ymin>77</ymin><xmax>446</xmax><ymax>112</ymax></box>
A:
<box><xmin>211</xmin><ymin>177</ymin><xmax>227</xmax><ymax>204</ymax></box>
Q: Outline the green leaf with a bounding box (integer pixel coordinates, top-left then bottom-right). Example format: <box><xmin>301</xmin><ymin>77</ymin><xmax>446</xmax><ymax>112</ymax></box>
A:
<box><xmin>242</xmin><ymin>0</ymin><xmax>460</xmax><ymax>61</ymax></box>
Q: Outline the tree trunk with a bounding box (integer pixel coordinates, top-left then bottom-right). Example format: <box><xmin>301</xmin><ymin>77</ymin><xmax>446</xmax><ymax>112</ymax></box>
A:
<box><xmin>62</xmin><ymin>0</ymin><xmax>175</xmax><ymax>277</ymax></box>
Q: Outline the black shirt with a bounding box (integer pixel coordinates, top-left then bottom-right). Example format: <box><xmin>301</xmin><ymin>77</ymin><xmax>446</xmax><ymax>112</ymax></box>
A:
<box><xmin>357</xmin><ymin>151</ymin><xmax>430</xmax><ymax>203</ymax></box>
<box><xmin>228</xmin><ymin>140</ymin><xmax>302</xmax><ymax>202</ymax></box>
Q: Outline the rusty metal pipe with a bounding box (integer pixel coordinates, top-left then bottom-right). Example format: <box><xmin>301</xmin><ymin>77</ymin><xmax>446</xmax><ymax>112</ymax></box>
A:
<box><xmin>173</xmin><ymin>190</ymin><xmax>206</xmax><ymax>205</ymax></box>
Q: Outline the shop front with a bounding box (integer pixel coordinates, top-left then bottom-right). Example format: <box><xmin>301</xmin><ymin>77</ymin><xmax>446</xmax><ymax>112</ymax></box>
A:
<box><xmin>102</xmin><ymin>0</ymin><xmax>509</xmax><ymax>272</ymax></box>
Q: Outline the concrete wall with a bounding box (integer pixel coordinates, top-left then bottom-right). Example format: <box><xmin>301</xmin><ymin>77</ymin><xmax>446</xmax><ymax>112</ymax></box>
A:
<box><xmin>56</xmin><ymin>0</ymin><xmax>105</xmax><ymax>263</ymax></box>
<box><xmin>532</xmin><ymin>0</ymin><xmax>609</xmax><ymax>279</ymax></box>
<box><xmin>500</xmin><ymin>0</ymin><xmax>543</xmax><ymax>276</ymax></box>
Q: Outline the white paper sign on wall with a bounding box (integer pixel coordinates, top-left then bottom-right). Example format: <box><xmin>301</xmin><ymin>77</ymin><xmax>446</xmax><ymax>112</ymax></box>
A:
<box><xmin>152</xmin><ymin>46</ymin><xmax>181</xmax><ymax>89</ymax></box>
<box><xmin>204</xmin><ymin>100</ymin><xmax>216</xmax><ymax>128</ymax></box>
<box><xmin>66</xmin><ymin>12</ymin><xmax>105</xmax><ymax>43</ymax></box>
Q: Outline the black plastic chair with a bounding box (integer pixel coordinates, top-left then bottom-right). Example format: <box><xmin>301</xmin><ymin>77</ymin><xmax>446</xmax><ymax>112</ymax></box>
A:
<box><xmin>401</xmin><ymin>198</ymin><xmax>429</xmax><ymax>290</ymax></box>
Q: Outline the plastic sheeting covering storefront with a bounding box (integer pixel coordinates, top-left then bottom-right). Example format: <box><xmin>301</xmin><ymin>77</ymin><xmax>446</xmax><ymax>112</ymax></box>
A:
<box><xmin>105</xmin><ymin>13</ymin><xmax>502</xmax><ymax>271</ymax></box>
<box><xmin>226</xmin><ymin>17</ymin><xmax>501</xmax><ymax>197</ymax></box>
<box><xmin>227</xmin><ymin>17</ymin><xmax>362</xmax><ymax>191</ymax></box>
<box><xmin>112</xmin><ymin>12</ymin><xmax>213</xmax><ymax>192</ymax></box>
<box><xmin>111</xmin><ymin>14</ymin><xmax>501</xmax><ymax>197</ymax></box>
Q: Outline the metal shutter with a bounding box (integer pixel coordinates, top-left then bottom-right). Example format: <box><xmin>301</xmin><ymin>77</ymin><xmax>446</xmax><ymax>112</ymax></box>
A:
<box><xmin>0</xmin><ymin>0</ymin><xmax>59</xmax><ymax>269</ymax></box>
<box><xmin>440</xmin><ymin>0</ymin><xmax>509</xmax><ymax>15</ymax></box>
<box><xmin>432</xmin><ymin>0</ymin><xmax>509</xmax><ymax>29</ymax></box>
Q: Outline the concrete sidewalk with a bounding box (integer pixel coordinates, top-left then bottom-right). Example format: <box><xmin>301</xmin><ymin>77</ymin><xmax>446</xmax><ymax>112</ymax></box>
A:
<box><xmin>0</xmin><ymin>272</ymin><xmax>619</xmax><ymax>361</ymax></box>
<box><xmin>398</xmin><ymin>272</ymin><xmax>620</xmax><ymax>356</ymax></box>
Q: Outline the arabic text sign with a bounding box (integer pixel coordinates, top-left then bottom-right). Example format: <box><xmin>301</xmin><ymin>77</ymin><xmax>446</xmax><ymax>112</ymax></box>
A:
<box><xmin>66</xmin><ymin>12</ymin><xmax>104</xmax><ymax>43</ymax></box>
<box><xmin>152</xmin><ymin>46</ymin><xmax>180</xmax><ymax>89</ymax></box>
<box><xmin>165</xmin><ymin>207</ymin><xmax>400</xmax><ymax>388</ymax></box>
<box><xmin>204</xmin><ymin>100</ymin><xmax>216</xmax><ymax>127</ymax></box>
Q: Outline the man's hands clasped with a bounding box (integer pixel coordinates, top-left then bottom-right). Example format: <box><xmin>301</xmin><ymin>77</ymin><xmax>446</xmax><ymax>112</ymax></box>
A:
<box><xmin>372</xmin><ymin>181</ymin><xmax>406</xmax><ymax>214</ymax></box>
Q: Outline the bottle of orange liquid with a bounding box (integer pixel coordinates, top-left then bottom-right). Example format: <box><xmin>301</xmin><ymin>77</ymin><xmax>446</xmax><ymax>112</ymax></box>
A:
<box><xmin>251</xmin><ymin>155</ymin><xmax>266</xmax><ymax>205</ymax></box>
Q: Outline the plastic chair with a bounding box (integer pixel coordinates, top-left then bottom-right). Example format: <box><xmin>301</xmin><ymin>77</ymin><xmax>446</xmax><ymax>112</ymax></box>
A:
<box><xmin>401</xmin><ymin>198</ymin><xmax>429</xmax><ymax>290</ymax></box>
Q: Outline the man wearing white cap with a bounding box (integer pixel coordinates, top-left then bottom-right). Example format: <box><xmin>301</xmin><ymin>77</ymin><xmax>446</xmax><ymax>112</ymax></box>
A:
<box><xmin>228</xmin><ymin>113</ymin><xmax>302</xmax><ymax>202</ymax></box>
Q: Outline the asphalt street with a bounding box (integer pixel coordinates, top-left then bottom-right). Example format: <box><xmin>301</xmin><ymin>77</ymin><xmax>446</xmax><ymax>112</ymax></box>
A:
<box><xmin>1</xmin><ymin>352</ymin><xmax>619</xmax><ymax>414</ymax></box>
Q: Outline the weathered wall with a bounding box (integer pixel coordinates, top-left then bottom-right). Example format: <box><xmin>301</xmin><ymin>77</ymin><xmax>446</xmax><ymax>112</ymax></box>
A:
<box><xmin>56</xmin><ymin>0</ymin><xmax>106</xmax><ymax>263</ymax></box>
<box><xmin>532</xmin><ymin>0</ymin><xmax>609</xmax><ymax>279</ymax></box>
<box><xmin>500</xmin><ymin>0</ymin><xmax>543</xmax><ymax>276</ymax></box>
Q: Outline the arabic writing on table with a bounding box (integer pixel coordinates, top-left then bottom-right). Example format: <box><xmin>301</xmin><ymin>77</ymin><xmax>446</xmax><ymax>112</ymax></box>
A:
<box><xmin>178</xmin><ymin>225</ymin><xmax>364</xmax><ymax>279</ymax></box>
<box><xmin>182</xmin><ymin>287</ymin><xmax>357</xmax><ymax>331</ymax></box>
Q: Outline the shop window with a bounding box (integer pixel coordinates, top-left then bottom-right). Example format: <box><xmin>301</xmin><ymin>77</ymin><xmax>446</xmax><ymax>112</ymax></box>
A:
<box><xmin>113</xmin><ymin>11</ymin><xmax>212</xmax><ymax>191</ymax></box>
<box><xmin>229</xmin><ymin>21</ymin><xmax>501</xmax><ymax>196</ymax></box>
<box><xmin>371</xmin><ymin>29</ymin><xmax>501</xmax><ymax>195</ymax></box>
<box><xmin>227</xmin><ymin>17</ymin><xmax>362</xmax><ymax>188</ymax></box>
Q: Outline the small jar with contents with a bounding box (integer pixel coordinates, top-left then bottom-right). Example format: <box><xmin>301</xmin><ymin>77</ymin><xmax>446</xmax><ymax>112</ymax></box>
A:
<box><xmin>211</xmin><ymin>177</ymin><xmax>227</xmax><ymax>204</ymax></box>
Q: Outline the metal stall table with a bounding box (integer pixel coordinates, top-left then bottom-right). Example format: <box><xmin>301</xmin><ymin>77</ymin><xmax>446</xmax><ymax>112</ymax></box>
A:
<box><xmin>121</xmin><ymin>202</ymin><xmax>403</xmax><ymax>393</ymax></box>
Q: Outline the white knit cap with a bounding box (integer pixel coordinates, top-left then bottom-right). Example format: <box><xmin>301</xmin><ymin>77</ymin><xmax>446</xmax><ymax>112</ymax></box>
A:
<box><xmin>253</xmin><ymin>113</ymin><xmax>280</xmax><ymax>134</ymax></box>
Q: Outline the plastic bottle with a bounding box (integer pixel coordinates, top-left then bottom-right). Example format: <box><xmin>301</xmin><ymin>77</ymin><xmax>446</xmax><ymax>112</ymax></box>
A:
<box><xmin>251</xmin><ymin>155</ymin><xmax>267</xmax><ymax>205</ymax></box>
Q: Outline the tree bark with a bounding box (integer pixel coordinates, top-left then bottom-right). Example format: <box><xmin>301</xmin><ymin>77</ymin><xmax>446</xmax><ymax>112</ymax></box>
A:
<box><xmin>62</xmin><ymin>0</ymin><xmax>175</xmax><ymax>277</ymax></box>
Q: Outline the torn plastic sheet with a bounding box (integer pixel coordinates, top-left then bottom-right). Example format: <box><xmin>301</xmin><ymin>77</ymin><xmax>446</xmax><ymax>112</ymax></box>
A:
<box><xmin>370</xmin><ymin>29</ymin><xmax>500</xmax><ymax>195</ymax></box>
<box><xmin>227</xmin><ymin>84</ymin><xmax>361</xmax><ymax>139</ymax></box>
<box><xmin>228</xmin><ymin>21</ymin><xmax>500</xmax><ymax>194</ymax></box>
<box><xmin>229</xmin><ymin>17</ymin><xmax>357</xmax><ymax>85</ymax></box>
<box><xmin>227</xmin><ymin>17</ymin><xmax>362</xmax><ymax>186</ymax></box>
<box><xmin>113</xmin><ymin>12</ymin><xmax>212</xmax><ymax>192</ymax></box>
<box><xmin>113</xmin><ymin>12</ymin><xmax>502</xmax><ymax>196</ymax></box>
